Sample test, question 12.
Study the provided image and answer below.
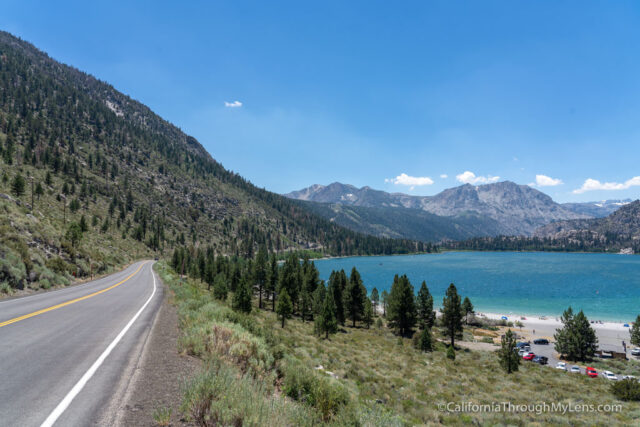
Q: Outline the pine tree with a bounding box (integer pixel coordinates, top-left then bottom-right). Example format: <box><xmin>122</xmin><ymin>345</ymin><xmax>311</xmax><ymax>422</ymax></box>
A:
<box><xmin>254</xmin><ymin>245</ymin><xmax>268</xmax><ymax>309</ymax></box>
<box><xmin>381</xmin><ymin>290</ymin><xmax>389</xmax><ymax>317</ymax></box>
<box><xmin>442</xmin><ymin>283</ymin><xmax>463</xmax><ymax>347</ymax></box>
<box><xmin>35</xmin><ymin>182</ymin><xmax>44</xmax><ymax>200</ymax></box>
<box><xmin>11</xmin><ymin>173</ymin><xmax>25</xmax><ymax>197</ymax></box>
<box><xmin>79</xmin><ymin>215</ymin><xmax>88</xmax><ymax>232</ymax></box>
<box><xmin>499</xmin><ymin>329</ymin><xmax>520</xmax><ymax>373</ymax></box>
<box><xmin>462</xmin><ymin>297</ymin><xmax>474</xmax><ymax>324</ymax></box>
<box><xmin>363</xmin><ymin>298</ymin><xmax>373</xmax><ymax>329</ymax></box>
<box><xmin>213</xmin><ymin>275</ymin><xmax>228</xmax><ymax>301</ymax></box>
<box><xmin>387</xmin><ymin>274</ymin><xmax>417</xmax><ymax>336</ymax></box>
<box><xmin>276</xmin><ymin>288</ymin><xmax>293</xmax><ymax>328</ymax></box>
<box><xmin>631</xmin><ymin>315</ymin><xmax>640</xmax><ymax>347</ymax></box>
<box><xmin>554</xmin><ymin>307</ymin><xmax>598</xmax><ymax>361</ymax></box>
<box><xmin>370</xmin><ymin>287</ymin><xmax>379</xmax><ymax>315</ymax></box>
<box><xmin>328</xmin><ymin>270</ymin><xmax>347</xmax><ymax>325</ymax></box>
<box><xmin>280</xmin><ymin>252</ymin><xmax>301</xmax><ymax>313</ymax></box>
<box><xmin>232</xmin><ymin>277</ymin><xmax>252</xmax><ymax>313</ymax></box>
<box><xmin>312</xmin><ymin>282</ymin><xmax>327</xmax><ymax>317</ymax></box>
<box><xmin>417</xmin><ymin>327</ymin><xmax>433</xmax><ymax>352</ymax></box>
<box><xmin>267</xmin><ymin>253</ymin><xmax>278</xmax><ymax>311</ymax></box>
<box><xmin>315</xmin><ymin>291</ymin><xmax>338</xmax><ymax>339</ymax></box>
<box><xmin>344</xmin><ymin>267</ymin><xmax>366</xmax><ymax>327</ymax></box>
<box><xmin>45</xmin><ymin>171</ymin><xmax>52</xmax><ymax>186</ymax></box>
<box><xmin>416</xmin><ymin>281</ymin><xmax>435</xmax><ymax>329</ymax></box>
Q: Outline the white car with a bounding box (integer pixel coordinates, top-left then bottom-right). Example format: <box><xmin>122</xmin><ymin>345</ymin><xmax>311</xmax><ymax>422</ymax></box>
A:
<box><xmin>604</xmin><ymin>371</ymin><xmax>618</xmax><ymax>381</ymax></box>
<box><xmin>570</xmin><ymin>365</ymin><xmax>581</xmax><ymax>373</ymax></box>
<box><xmin>631</xmin><ymin>348</ymin><xmax>640</xmax><ymax>356</ymax></box>
<box><xmin>555</xmin><ymin>362</ymin><xmax>567</xmax><ymax>371</ymax></box>
<box><xmin>518</xmin><ymin>348</ymin><xmax>527</xmax><ymax>356</ymax></box>
<box><xmin>622</xmin><ymin>375</ymin><xmax>636</xmax><ymax>380</ymax></box>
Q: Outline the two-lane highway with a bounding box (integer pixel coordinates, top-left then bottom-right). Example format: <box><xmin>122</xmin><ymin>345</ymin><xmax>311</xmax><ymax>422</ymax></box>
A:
<box><xmin>0</xmin><ymin>260</ymin><xmax>162</xmax><ymax>426</ymax></box>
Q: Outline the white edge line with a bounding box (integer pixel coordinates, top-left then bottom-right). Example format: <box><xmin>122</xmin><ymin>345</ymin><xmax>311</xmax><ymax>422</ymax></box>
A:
<box><xmin>41</xmin><ymin>263</ymin><xmax>158</xmax><ymax>427</ymax></box>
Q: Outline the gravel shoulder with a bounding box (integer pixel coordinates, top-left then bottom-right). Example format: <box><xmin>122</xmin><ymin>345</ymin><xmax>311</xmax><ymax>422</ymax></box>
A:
<box><xmin>113</xmin><ymin>284</ymin><xmax>201</xmax><ymax>426</ymax></box>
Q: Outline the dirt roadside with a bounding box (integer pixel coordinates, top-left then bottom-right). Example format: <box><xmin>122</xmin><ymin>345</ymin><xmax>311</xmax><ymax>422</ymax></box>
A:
<box><xmin>112</xmin><ymin>286</ymin><xmax>201</xmax><ymax>426</ymax></box>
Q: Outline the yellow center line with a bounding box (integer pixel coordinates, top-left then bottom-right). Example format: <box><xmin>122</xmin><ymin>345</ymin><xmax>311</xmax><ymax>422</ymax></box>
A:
<box><xmin>0</xmin><ymin>262</ymin><xmax>148</xmax><ymax>328</ymax></box>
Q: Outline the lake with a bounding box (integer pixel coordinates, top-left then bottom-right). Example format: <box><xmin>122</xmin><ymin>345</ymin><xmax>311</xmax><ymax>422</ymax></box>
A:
<box><xmin>314</xmin><ymin>252</ymin><xmax>640</xmax><ymax>323</ymax></box>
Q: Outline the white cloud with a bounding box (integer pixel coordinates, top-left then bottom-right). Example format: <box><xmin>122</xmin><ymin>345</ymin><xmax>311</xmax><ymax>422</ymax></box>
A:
<box><xmin>440</xmin><ymin>174</ymin><xmax>448</xmax><ymax>179</ymax></box>
<box><xmin>573</xmin><ymin>176</ymin><xmax>640</xmax><ymax>194</ymax></box>
<box><xmin>224</xmin><ymin>100</ymin><xmax>243</xmax><ymax>108</ymax></box>
<box><xmin>385</xmin><ymin>173</ymin><xmax>434</xmax><ymax>187</ymax></box>
<box><xmin>533</xmin><ymin>174</ymin><xmax>563</xmax><ymax>187</ymax></box>
<box><xmin>455</xmin><ymin>171</ymin><xmax>500</xmax><ymax>185</ymax></box>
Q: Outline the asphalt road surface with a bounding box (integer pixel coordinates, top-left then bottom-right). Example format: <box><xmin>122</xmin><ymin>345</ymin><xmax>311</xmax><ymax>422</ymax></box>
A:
<box><xmin>0</xmin><ymin>260</ymin><xmax>162</xmax><ymax>426</ymax></box>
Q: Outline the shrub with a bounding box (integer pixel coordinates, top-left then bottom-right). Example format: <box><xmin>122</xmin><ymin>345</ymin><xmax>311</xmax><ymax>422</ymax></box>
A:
<box><xmin>447</xmin><ymin>346</ymin><xmax>456</xmax><ymax>360</ymax></box>
<box><xmin>611</xmin><ymin>378</ymin><xmax>640</xmax><ymax>401</ymax></box>
<box><xmin>46</xmin><ymin>257</ymin><xmax>70</xmax><ymax>274</ymax></box>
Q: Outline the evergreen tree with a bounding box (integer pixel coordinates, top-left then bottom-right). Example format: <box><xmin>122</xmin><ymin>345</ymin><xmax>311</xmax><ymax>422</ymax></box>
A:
<box><xmin>344</xmin><ymin>267</ymin><xmax>366</xmax><ymax>327</ymax></box>
<box><xmin>381</xmin><ymin>290</ymin><xmax>389</xmax><ymax>317</ymax></box>
<box><xmin>267</xmin><ymin>253</ymin><xmax>278</xmax><ymax>311</ymax></box>
<box><xmin>79</xmin><ymin>215</ymin><xmax>88</xmax><ymax>232</ymax></box>
<box><xmin>229</xmin><ymin>264</ymin><xmax>241</xmax><ymax>292</ymax></box>
<box><xmin>280</xmin><ymin>252</ymin><xmax>301</xmax><ymax>313</ymax></box>
<box><xmin>232</xmin><ymin>277</ymin><xmax>253</xmax><ymax>313</ymax></box>
<box><xmin>315</xmin><ymin>291</ymin><xmax>338</xmax><ymax>339</ymax></box>
<box><xmin>65</xmin><ymin>222</ymin><xmax>83</xmax><ymax>248</ymax></box>
<box><xmin>416</xmin><ymin>281</ymin><xmax>435</xmax><ymax>329</ymax></box>
<box><xmin>11</xmin><ymin>173</ymin><xmax>25</xmax><ymax>197</ymax></box>
<box><xmin>35</xmin><ymin>182</ymin><xmax>44</xmax><ymax>200</ymax></box>
<box><xmin>363</xmin><ymin>298</ymin><xmax>373</xmax><ymax>329</ymax></box>
<box><xmin>462</xmin><ymin>297</ymin><xmax>474</xmax><ymax>324</ymax></box>
<box><xmin>554</xmin><ymin>307</ymin><xmax>598</xmax><ymax>361</ymax></box>
<box><xmin>254</xmin><ymin>245</ymin><xmax>268</xmax><ymax>309</ymax></box>
<box><xmin>387</xmin><ymin>274</ymin><xmax>417</xmax><ymax>336</ymax></box>
<box><xmin>45</xmin><ymin>171</ymin><xmax>52</xmax><ymax>186</ymax></box>
<box><xmin>328</xmin><ymin>270</ymin><xmax>347</xmax><ymax>325</ymax></box>
<box><xmin>631</xmin><ymin>315</ymin><xmax>640</xmax><ymax>347</ymax></box>
<box><xmin>312</xmin><ymin>282</ymin><xmax>327</xmax><ymax>318</ymax></box>
<box><xmin>499</xmin><ymin>329</ymin><xmax>520</xmax><ymax>373</ymax></box>
<box><xmin>417</xmin><ymin>327</ymin><xmax>433</xmax><ymax>352</ymax></box>
<box><xmin>442</xmin><ymin>283</ymin><xmax>463</xmax><ymax>347</ymax></box>
<box><xmin>276</xmin><ymin>288</ymin><xmax>293</xmax><ymax>328</ymax></box>
<box><xmin>370</xmin><ymin>287</ymin><xmax>379</xmax><ymax>315</ymax></box>
<box><xmin>213</xmin><ymin>275</ymin><xmax>228</xmax><ymax>301</ymax></box>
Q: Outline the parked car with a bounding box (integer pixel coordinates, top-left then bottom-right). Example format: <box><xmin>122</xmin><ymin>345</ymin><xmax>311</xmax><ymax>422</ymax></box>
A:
<box><xmin>518</xmin><ymin>348</ymin><xmax>528</xmax><ymax>357</ymax></box>
<box><xmin>533</xmin><ymin>355</ymin><xmax>548</xmax><ymax>365</ymax></box>
<box><xmin>622</xmin><ymin>375</ymin><xmax>636</xmax><ymax>380</ymax></box>
<box><xmin>586</xmin><ymin>367</ymin><xmax>598</xmax><ymax>378</ymax></box>
<box><xmin>516</xmin><ymin>341</ymin><xmax>531</xmax><ymax>348</ymax></box>
<box><xmin>533</xmin><ymin>338</ymin><xmax>549</xmax><ymax>345</ymax></box>
<box><xmin>604</xmin><ymin>371</ymin><xmax>618</xmax><ymax>381</ymax></box>
<box><xmin>631</xmin><ymin>348</ymin><xmax>640</xmax><ymax>356</ymax></box>
<box><xmin>570</xmin><ymin>365</ymin><xmax>581</xmax><ymax>373</ymax></box>
<box><xmin>556</xmin><ymin>362</ymin><xmax>567</xmax><ymax>371</ymax></box>
<box><xmin>523</xmin><ymin>352</ymin><xmax>535</xmax><ymax>361</ymax></box>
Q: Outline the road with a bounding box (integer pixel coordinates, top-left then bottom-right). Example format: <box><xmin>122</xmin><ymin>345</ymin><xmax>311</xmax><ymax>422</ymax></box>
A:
<box><xmin>0</xmin><ymin>260</ymin><xmax>162</xmax><ymax>426</ymax></box>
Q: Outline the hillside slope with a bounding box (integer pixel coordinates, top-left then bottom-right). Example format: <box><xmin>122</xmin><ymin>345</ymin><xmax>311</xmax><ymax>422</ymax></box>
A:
<box><xmin>534</xmin><ymin>200</ymin><xmax>640</xmax><ymax>252</ymax></box>
<box><xmin>0</xmin><ymin>31</ymin><xmax>419</xmax><ymax>293</ymax></box>
<box><xmin>286</xmin><ymin>181</ymin><xmax>589</xmax><ymax>237</ymax></box>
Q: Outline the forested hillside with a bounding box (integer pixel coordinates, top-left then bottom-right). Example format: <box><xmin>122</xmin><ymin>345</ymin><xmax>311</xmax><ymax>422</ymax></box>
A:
<box><xmin>0</xmin><ymin>31</ymin><xmax>419</xmax><ymax>293</ymax></box>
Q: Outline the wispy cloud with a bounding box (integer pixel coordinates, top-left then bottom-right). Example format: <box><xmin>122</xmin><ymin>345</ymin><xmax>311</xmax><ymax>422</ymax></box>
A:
<box><xmin>530</xmin><ymin>174</ymin><xmax>563</xmax><ymax>187</ymax></box>
<box><xmin>573</xmin><ymin>176</ymin><xmax>640</xmax><ymax>194</ymax></box>
<box><xmin>456</xmin><ymin>171</ymin><xmax>500</xmax><ymax>185</ymax></box>
<box><xmin>440</xmin><ymin>174</ymin><xmax>448</xmax><ymax>179</ymax></box>
<box><xmin>385</xmin><ymin>173</ymin><xmax>434</xmax><ymax>187</ymax></box>
<box><xmin>224</xmin><ymin>100</ymin><xmax>243</xmax><ymax>108</ymax></box>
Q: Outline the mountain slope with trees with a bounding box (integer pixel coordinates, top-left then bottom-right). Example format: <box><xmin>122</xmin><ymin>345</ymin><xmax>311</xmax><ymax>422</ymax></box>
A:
<box><xmin>0</xmin><ymin>31</ymin><xmax>420</xmax><ymax>293</ymax></box>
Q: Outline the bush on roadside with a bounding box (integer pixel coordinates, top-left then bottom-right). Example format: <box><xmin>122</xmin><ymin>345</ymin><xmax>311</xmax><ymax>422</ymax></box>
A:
<box><xmin>611</xmin><ymin>378</ymin><xmax>640</xmax><ymax>401</ymax></box>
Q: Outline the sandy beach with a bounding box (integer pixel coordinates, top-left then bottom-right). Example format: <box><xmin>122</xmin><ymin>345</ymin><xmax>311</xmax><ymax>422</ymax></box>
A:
<box><xmin>477</xmin><ymin>312</ymin><xmax>634</xmax><ymax>353</ymax></box>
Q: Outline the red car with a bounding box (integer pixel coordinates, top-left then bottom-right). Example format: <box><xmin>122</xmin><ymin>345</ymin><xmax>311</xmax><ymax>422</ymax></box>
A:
<box><xmin>523</xmin><ymin>352</ymin><xmax>535</xmax><ymax>361</ymax></box>
<box><xmin>586</xmin><ymin>367</ymin><xmax>598</xmax><ymax>378</ymax></box>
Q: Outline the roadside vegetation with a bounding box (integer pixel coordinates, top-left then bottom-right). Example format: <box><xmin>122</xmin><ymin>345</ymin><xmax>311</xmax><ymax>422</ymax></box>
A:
<box><xmin>158</xmin><ymin>247</ymin><xmax>640</xmax><ymax>425</ymax></box>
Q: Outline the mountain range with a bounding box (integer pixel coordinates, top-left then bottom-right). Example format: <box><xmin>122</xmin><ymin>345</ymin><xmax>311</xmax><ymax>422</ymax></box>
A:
<box><xmin>286</xmin><ymin>182</ymin><xmax>630</xmax><ymax>241</ymax></box>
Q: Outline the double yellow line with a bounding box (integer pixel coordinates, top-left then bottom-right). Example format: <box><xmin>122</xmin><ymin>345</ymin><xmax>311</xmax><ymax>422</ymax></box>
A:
<box><xmin>0</xmin><ymin>262</ymin><xmax>147</xmax><ymax>329</ymax></box>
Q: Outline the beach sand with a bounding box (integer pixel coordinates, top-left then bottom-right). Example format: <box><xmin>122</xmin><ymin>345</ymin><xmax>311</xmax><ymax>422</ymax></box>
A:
<box><xmin>478</xmin><ymin>312</ymin><xmax>633</xmax><ymax>354</ymax></box>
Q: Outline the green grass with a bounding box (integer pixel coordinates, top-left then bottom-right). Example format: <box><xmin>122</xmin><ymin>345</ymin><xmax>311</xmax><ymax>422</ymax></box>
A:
<box><xmin>159</xmin><ymin>262</ymin><xmax>640</xmax><ymax>425</ymax></box>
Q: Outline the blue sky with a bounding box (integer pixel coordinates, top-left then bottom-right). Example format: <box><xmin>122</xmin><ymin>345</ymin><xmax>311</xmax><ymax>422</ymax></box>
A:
<box><xmin>3</xmin><ymin>1</ymin><xmax>640</xmax><ymax>202</ymax></box>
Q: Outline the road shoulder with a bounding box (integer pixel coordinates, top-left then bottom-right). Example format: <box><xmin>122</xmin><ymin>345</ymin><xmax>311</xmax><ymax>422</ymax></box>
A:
<box><xmin>111</xmin><ymin>282</ymin><xmax>201</xmax><ymax>426</ymax></box>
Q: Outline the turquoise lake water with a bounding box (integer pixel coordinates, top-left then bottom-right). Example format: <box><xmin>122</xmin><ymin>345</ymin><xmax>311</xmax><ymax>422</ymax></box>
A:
<box><xmin>314</xmin><ymin>252</ymin><xmax>640</xmax><ymax>323</ymax></box>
